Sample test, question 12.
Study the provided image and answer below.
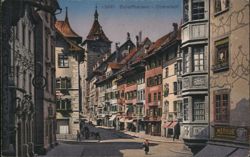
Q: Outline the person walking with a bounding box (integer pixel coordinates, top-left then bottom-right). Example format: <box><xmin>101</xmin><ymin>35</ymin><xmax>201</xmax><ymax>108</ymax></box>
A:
<box><xmin>76</xmin><ymin>130</ymin><xmax>81</xmax><ymax>141</ymax></box>
<box><xmin>142</xmin><ymin>139</ymin><xmax>149</xmax><ymax>155</ymax></box>
<box><xmin>173</xmin><ymin>121</ymin><xmax>180</xmax><ymax>141</ymax></box>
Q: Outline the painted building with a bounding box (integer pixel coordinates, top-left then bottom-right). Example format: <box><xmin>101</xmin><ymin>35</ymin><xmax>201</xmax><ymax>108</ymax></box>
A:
<box><xmin>181</xmin><ymin>0</ymin><xmax>209</xmax><ymax>151</ymax></box>
<box><xmin>55</xmin><ymin>8</ymin><xmax>84</xmax><ymax>136</ymax></box>
<box><xmin>161</xmin><ymin>24</ymin><xmax>182</xmax><ymax>138</ymax></box>
<box><xmin>196</xmin><ymin>0</ymin><xmax>250</xmax><ymax>156</ymax></box>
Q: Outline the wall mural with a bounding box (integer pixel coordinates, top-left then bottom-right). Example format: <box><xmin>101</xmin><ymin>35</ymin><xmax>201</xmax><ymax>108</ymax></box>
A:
<box><xmin>210</xmin><ymin>2</ymin><xmax>250</xmax><ymax>89</ymax></box>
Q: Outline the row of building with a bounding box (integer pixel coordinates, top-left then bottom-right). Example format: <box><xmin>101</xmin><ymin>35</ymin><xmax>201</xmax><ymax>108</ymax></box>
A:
<box><xmin>1</xmin><ymin>0</ymin><xmax>62</xmax><ymax>156</ymax></box>
<box><xmin>80</xmin><ymin>0</ymin><xmax>249</xmax><ymax>155</ymax></box>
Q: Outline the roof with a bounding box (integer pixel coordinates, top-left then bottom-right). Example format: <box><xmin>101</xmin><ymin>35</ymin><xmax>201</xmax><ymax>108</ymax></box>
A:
<box><xmin>86</xmin><ymin>9</ymin><xmax>111</xmax><ymax>43</ymax></box>
<box><xmin>56</xmin><ymin>29</ymin><xmax>84</xmax><ymax>52</ymax></box>
<box><xmin>145</xmin><ymin>27</ymin><xmax>181</xmax><ymax>59</ymax></box>
<box><xmin>55</xmin><ymin>8</ymin><xmax>82</xmax><ymax>42</ymax></box>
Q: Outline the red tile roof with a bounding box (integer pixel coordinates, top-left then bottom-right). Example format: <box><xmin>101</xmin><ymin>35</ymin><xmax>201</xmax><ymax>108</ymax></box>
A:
<box><xmin>108</xmin><ymin>63</ymin><xmax>123</xmax><ymax>70</ymax></box>
<box><xmin>86</xmin><ymin>19</ymin><xmax>111</xmax><ymax>42</ymax></box>
<box><xmin>55</xmin><ymin>8</ymin><xmax>81</xmax><ymax>39</ymax></box>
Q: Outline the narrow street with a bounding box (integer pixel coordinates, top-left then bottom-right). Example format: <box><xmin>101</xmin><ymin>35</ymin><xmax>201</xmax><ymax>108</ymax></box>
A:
<box><xmin>40</xmin><ymin>125</ymin><xmax>192</xmax><ymax>157</ymax></box>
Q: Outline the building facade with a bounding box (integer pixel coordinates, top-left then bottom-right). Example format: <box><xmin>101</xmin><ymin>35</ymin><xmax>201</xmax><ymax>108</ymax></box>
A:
<box><xmin>55</xmin><ymin>8</ymin><xmax>84</xmax><ymax>136</ymax></box>
<box><xmin>196</xmin><ymin>0</ymin><xmax>250</xmax><ymax>156</ymax></box>
<box><xmin>161</xmin><ymin>24</ymin><xmax>181</xmax><ymax>138</ymax></box>
<box><xmin>181</xmin><ymin>0</ymin><xmax>209</xmax><ymax>151</ymax></box>
<box><xmin>1</xmin><ymin>0</ymin><xmax>60</xmax><ymax>156</ymax></box>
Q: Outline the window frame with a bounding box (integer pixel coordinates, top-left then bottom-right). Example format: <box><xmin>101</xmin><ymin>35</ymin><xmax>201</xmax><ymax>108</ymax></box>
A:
<box><xmin>214</xmin><ymin>0</ymin><xmax>230</xmax><ymax>15</ymax></box>
<box><xmin>192</xmin><ymin>46</ymin><xmax>205</xmax><ymax>72</ymax></box>
<box><xmin>214</xmin><ymin>90</ymin><xmax>230</xmax><ymax>123</ymax></box>
<box><xmin>193</xmin><ymin>96</ymin><xmax>206</xmax><ymax>121</ymax></box>
<box><xmin>213</xmin><ymin>38</ymin><xmax>229</xmax><ymax>72</ymax></box>
<box><xmin>58</xmin><ymin>54</ymin><xmax>69</xmax><ymax>68</ymax></box>
<box><xmin>192</xmin><ymin>0</ymin><xmax>205</xmax><ymax>21</ymax></box>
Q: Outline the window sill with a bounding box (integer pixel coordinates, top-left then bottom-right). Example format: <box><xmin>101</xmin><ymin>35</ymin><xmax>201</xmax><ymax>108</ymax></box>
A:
<box><xmin>214</xmin><ymin>8</ymin><xmax>229</xmax><ymax>17</ymax></box>
<box><xmin>58</xmin><ymin>66</ymin><xmax>69</xmax><ymax>68</ymax></box>
<box><xmin>212</xmin><ymin>63</ymin><xmax>229</xmax><ymax>73</ymax></box>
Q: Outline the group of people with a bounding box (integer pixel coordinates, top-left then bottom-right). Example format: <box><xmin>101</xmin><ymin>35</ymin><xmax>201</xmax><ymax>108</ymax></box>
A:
<box><xmin>76</xmin><ymin>126</ymin><xmax>101</xmax><ymax>142</ymax></box>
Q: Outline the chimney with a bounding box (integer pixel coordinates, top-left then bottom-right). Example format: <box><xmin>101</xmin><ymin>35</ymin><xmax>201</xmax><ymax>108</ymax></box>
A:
<box><xmin>136</xmin><ymin>35</ymin><xmax>139</xmax><ymax>48</ymax></box>
<box><xmin>139</xmin><ymin>31</ymin><xmax>142</xmax><ymax>44</ymax></box>
<box><xmin>127</xmin><ymin>32</ymin><xmax>130</xmax><ymax>41</ymax></box>
<box><xmin>115</xmin><ymin>42</ymin><xmax>120</xmax><ymax>62</ymax></box>
<box><xmin>173</xmin><ymin>23</ymin><xmax>178</xmax><ymax>32</ymax></box>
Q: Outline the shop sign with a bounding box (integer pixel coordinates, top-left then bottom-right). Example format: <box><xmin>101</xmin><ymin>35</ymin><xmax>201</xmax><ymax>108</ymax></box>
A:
<box><xmin>214</xmin><ymin>126</ymin><xmax>249</xmax><ymax>142</ymax></box>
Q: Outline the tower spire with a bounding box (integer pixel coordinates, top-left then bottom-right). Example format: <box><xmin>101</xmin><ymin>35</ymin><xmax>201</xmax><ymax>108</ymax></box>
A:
<box><xmin>94</xmin><ymin>5</ymin><xmax>98</xmax><ymax>21</ymax></box>
<box><xmin>65</xmin><ymin>7</ymin><xmax>69</xmax><ymax>22</ymax></box>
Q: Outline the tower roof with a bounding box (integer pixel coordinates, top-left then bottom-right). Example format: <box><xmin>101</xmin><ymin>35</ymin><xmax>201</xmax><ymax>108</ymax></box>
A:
<box><xmin>86</xmin><ymin>7</ymin><xmax>111</xmax><ymax>43</ymax></box>
<box><xmin>55</xmin><ymin>7</ymin><xmax>82</xmax><ymax>43</ymax></box>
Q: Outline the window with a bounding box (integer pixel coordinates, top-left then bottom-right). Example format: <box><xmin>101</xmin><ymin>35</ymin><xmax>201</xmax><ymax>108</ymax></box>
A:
<box><xmin>165</xmin><ymin>68</ymin><xmax>169</xmax><ymax>78</ymax></box>
<box><xmin>184</xmin><ymin>0</ymin><xmax>189</xmax><ymax>22</ymax></box>
<box><xmin>183</xmin><ymin>98</ymin><xmax>189</xmax><ymax>120</ymax></box>
<box><xmin>193</xmin><ymin>46</ymin><xmax>204</xmax><ymax>71</ymax></box>
<box><xmin>23</xmin><ymin>70</ymin><xmax>26</xmax><ymax>90</ymax></box>
<box><xmin>29</xmin><ymin>74</ymin><xmax>32</xmax><ymax>94</ymax></box>
<box><xmin>22</xmin><ymin>23</ymin><xmax>26</xmax><ymax>46</ymax></box>
<box><xmin>45</xmin><ymin>35</ymin><xmax>49</xmax><ymax>58</ymax></box>
<box><xmin>148</xmin><ymin>93</ymin><xmax>151</xmax><ymax>103</ymax></box>
<box><xmin>56</xmin><ymin>77</ymin><xmax>71</xmax><ymax>89</ymax></box>
<box><xmin>192</xmin><ymin>0</ymin><xmax>205</xmax><ymax>20</ymax></box>
<box><xmin>51</xmin><ymin>45</ymin><xmax>54</xmax><ymax>64</ymax></box>
<box><xmin>215</xmin><ymin>92</ymin><xmax>229</xmax><ymax>122</ymax></box>
<box><xmin>173</xmin><ymin>82</ymin><xmax>177</xmax><ymax>95</ymax></box>
<box><xmin>174</xmin><ymin>64</ymin><xmax>178</xmax><ymax>75</ymax></box>
<box><xmin>213</xmin><ymin>38</ymin><xmax>229</xmax><ymax>72</ymax></box>
<box><xmin>193</xmin><ymin>96</ymin><xmax>205</xmax><ymax>120</ymax></box>
<box><xmin>183</xmin><ymin>49</ymin><xmax>189</xmax><ymax>73</ymax></box>
<box><xmin>153</xmin><ymin>93</ymin><xmax>157</xmax><ymax>101</ymax></box>
<box><xmin>215</xmin><ymin>0</ymin><xmax>229</xmax><ymax>13</ymax></box>
<box><xmin>51</xmin><ymin>76</ymin><xmax>54</xmax><ymax>94</ymax></box>
<box><xmin>158</xmin><ymin>92</ymin><xmax>161</xmax><ymax>101</ymax></box>
<box><xmin>58</xmin><ymin>54</ymin><xmax>69</xmax><ymax>67</ymax></box>
<box><xmin>28</xmin><ymin>31</ymin><xmax>31</xmax><ymax>51</ymax></box>
<box><xmin>16</xmin><ymin>66</ymin><xmax>19</xmax><ymax>87</ymax></box>
<box><xmin>46</xmin><ymin>72</ymin><xmax>49</xmax><ymax>91</ymax></box>
<box><xmin>56</xmin><ymin>99</ymin><xmax>71</xmax><ymax>110</ymax></box>
<box><xmin>16</xmin><ymin>24</ymin><xmax>19</xmax><ymax>40</ymax></box>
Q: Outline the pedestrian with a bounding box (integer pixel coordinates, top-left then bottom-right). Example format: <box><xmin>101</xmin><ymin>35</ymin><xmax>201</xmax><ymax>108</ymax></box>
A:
<box><xmin>142</xmin><ymin>139</ymin><xmax>149</xmax><ymax>155</ymax></box>
<box><xmin>173</xmin><ymin>121</ymin><xmax>180</xmax><ymax>141</ymax></box>
<box><xmin>77</xmin><ymin>130</ymin><xmax>81</xmax><ymax>141</ymax></box>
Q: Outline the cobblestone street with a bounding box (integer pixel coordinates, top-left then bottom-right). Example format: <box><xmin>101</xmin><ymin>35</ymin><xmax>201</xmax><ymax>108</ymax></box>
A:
<box><xmin>40</xmin><ymin>125</ymin><xmax>193</xmax><ymax>157</ymax></box>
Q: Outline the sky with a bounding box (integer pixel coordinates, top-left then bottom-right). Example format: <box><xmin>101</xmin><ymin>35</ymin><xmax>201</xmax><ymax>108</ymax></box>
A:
<box><xmin>56</xmin><ymin>0</ymin><xmax>182</xmax><ymax>51</ymax></box>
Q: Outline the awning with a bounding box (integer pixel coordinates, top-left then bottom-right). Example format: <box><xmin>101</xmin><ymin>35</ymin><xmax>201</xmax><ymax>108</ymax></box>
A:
<box><xmin>125</xmin><ymin>119</ymin><xmax>133</xmax><ymax>123</ymax></box>
<box><xmin>109</xmin><ymin>115</ymin><xmax>117</xmax><ymax>121</ymax></box>
<box><xmin>119</xmin><ymin>118</ymin><xmax>125</xmax><ymax>122</ymax></box>
<box><xmin>169</xmin><ymin>121</ymin><xmax>177</xmax><ymax>128</ymax></box>
<box><xmin>164</xmin><ymin>122</ymin><xmax>172</xmax><ymax>128</ymax></box>
<box><xmin>195</xmin><ymin>144</ymin><xmax>237</xmax><ymax>157</ymax></box>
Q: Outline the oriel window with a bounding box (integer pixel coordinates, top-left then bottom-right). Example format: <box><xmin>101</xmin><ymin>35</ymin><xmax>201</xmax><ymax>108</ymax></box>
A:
<box><xmin>193</xmin><ymin>46</ymin><xmax>204</xmax><ymax>71</ymax></box>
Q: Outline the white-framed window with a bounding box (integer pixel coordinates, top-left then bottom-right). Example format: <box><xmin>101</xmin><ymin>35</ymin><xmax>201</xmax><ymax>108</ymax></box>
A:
<box><xmin>192</xmin><ymin>46</ymin><xmax>204</xmax><ymax>71</ymax></box>
<box><xmin>183</xmin><ymin>98</ymin><xmax>189</xmax><ymax>121</ymax></box>
<box><xmin>193</xmin><ymin>96</ymin><xmax>205</xmax><ymax>120</ymax></box>
<box><xmin>192</xmin><ymin>0</ymin><xmax>205</xmax><ymax>20</ymax></box>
